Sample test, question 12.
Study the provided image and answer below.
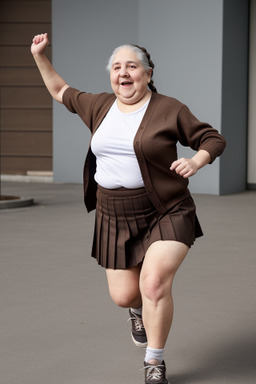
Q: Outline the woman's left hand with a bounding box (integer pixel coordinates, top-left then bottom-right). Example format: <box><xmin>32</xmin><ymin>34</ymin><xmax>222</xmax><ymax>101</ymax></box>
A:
<box><xmin>170</xmin><ymin>150</ymin><xmax>211</xmax><ymax>178</ymax></box>
<box><xmin>170</xmin><ymin>158</ymin><xmax>198</xmax><ymax>178</ymax></box>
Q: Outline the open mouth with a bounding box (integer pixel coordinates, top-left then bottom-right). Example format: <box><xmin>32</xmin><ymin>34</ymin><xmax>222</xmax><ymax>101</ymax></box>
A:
<box><xmin>121</xmin><ymin>81</ymin><xmax>133</xmax><ymax>86</ymax></box>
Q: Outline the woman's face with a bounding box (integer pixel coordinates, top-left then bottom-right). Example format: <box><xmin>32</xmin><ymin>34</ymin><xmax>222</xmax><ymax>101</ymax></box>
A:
<box><xmin>110</xmin><ymin>47</ymin><xmax>152</xmax><ymax>105</ymax></box>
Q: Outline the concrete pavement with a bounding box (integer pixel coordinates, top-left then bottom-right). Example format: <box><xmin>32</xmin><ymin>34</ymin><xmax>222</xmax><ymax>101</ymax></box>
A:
<box><xmin>1</xmin><ymin>180</ymin><xmax>256</xmax><ymax>384</ymax></box>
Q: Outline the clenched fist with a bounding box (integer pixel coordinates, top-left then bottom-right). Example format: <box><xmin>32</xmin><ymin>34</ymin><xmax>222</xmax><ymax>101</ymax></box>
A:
<box><xmin>31</xmin><ymin>33</ymin><xmax>49</xmax><ymax>55</ymax></box>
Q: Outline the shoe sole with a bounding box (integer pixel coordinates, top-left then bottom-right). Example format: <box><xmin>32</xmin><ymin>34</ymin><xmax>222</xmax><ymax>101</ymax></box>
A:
<box><xmin>131</xmin><ymin>332</ymin><xmax>148</xmax><ymax>348</ymax></box>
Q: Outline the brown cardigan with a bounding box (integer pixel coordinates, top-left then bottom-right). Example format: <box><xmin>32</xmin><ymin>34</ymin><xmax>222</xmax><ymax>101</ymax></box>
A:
<box><xmin>63</xmin><ymin>87</ymin><xmax>226</xmax><ymax>214</ymax></box>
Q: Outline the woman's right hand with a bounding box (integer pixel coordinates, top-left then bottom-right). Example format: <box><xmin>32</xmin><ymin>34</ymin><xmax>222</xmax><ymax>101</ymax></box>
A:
<box><xmin>31</xmin><ymin>33</ymin><xmax>49</xmax><ymax>55</ymax></box>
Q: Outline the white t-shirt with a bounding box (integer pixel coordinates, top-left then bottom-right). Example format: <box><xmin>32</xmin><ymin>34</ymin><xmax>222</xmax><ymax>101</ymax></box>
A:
<box><xmin>91</xmin><ymin>99</ymin><xmax>150</xmax><ymax>189</ymax></box>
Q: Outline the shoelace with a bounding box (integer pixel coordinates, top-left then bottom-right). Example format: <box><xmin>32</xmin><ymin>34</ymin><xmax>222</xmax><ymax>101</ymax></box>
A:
<box><xmin>127</xmin><ymin>315</ymin><xmax>144</xmax><ymax>331</ymax></box>
<box><xmin>144</xmin><ymin>364</ymin><xmax>164</xmax><ymax>380</ymax></box>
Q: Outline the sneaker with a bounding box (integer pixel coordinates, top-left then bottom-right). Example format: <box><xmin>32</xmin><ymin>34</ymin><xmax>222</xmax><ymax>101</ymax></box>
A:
<box><xmin>128</xmin><ymin>308</ymin><xmax>147</xmax><ymax>348</ymax></box>
<box><xmin>144</xmin><ymin>360</ymin><xmax>170</xmax><ymax>384</ymax></box>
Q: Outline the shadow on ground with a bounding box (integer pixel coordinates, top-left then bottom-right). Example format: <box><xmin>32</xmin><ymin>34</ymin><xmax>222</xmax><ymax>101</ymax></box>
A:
<box><xmin>169</xmin><ymin>330</ymin><xmax>256</xmax><ymax>383</ymax></box>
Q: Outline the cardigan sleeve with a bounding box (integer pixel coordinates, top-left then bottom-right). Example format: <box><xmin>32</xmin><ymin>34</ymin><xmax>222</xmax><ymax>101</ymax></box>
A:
<box><xmin>62</xmin><ymin>87</ymin><xmax>116</xmax><ymax>133</ymax></box>
<box><xmin>177</xmin><ymin>105</ymin><xmax>226</xmax><ymax>163</ymax></box>
<box><xmin>62</xmin><ymin>87</ymin><xmax>98</xmax><ymax>130</ymax></box>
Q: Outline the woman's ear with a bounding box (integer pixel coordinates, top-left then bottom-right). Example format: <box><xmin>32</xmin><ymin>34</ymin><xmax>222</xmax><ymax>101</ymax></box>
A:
<box><xmin>147</xmin><ymin>68</ymin><xmax>153</xmax><ymax>82</ymax></box>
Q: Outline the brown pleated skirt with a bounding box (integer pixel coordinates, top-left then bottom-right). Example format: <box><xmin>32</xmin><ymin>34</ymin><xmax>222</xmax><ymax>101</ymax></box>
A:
<box><xmin>91</xmin><ymin>185</ymin><xmax>203</xmax><ymax>269</ymax></box>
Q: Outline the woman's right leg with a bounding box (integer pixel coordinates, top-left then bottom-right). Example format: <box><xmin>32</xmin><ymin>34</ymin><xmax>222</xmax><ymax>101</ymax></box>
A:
<box><xmin>106</xmin><ymin>264</ymin><xmax>147</xmax><ymax>347</ymax></box>
<box><xmin>106</xmin><ymin>264</ymin><xmax>142</xmax><ymax>308</ymax></box>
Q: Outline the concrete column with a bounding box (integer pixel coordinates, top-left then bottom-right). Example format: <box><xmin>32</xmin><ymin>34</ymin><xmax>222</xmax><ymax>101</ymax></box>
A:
<box><xmin>219</xmin><ymin>0</ymin><xmax>249</xmax><ymax>194</ymax></box>
<box><xmin>248</xmin><ymin>0</ymin><xmax>256</xmax><ymax>189</ymax></box>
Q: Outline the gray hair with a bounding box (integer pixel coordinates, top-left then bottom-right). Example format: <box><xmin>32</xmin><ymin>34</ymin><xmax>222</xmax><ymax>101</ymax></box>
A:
<box><xmin>106</xmin><ymin>44</ymin><xmax>151</xmax><ymax>72</ymax></box>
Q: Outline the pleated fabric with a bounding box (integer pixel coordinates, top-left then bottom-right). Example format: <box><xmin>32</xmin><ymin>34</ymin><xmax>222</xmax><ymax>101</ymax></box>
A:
<box><xmin>91</xmin><ymin>185</ymin><xmax>203</xmax><ymax>269</ymax></box>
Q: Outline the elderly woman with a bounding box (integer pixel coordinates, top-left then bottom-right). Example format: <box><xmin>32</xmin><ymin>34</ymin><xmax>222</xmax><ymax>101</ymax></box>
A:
<box><xmin>31</xmin><ymin>33</ymin><xmax>226</xmax><ymax>384</ymax></box>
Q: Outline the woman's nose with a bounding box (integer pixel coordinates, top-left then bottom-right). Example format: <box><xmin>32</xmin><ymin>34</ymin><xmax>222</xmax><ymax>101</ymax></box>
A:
<box><xmin>120</xmin><ymin>66</ymin><xmax>129</xmax><ymax>77</ymax></box>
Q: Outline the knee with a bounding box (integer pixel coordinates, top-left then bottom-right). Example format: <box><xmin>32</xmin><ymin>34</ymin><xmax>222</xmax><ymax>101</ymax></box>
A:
<box><xmin>140</xmin><ymin>274</ymin><xmax>168</xmax><ymax>305</ymax></box>
<box><xmin>108</xmin><ymin>287</ymin><xmax>141</xmax><ymax>308</ymax></box>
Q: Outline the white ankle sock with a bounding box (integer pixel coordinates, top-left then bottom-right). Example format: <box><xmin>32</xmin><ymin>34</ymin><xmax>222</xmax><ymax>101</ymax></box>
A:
<box><xmin>130</xmin><ymin>306</ymin><xmax>142</xmax><ymax>316</ymax></box>
<box><xmin>145</xmin><ymin>347</ymin><xmax>164</xmax><ymax>364</ymax></box>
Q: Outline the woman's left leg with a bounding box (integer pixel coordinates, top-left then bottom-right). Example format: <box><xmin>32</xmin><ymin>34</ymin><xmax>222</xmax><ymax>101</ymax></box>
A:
<box><xmin>140</xmin><ymin>240</ymin><xmax>189</xmax><ymax>358</ymax></box>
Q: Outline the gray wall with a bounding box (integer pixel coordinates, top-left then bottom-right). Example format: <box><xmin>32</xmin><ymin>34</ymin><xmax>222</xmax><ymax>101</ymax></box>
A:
<box><xmin>52</xmin><ymin>0</ymin><xmax>249</xmax><ymax>195</ymax></box>
<box><xmin>52</xmin><ymin>0</ymin><xmax>138</xmax><ymax>183</ymax></box>
<box><xmin>137</xmin><ymin>0</ymin><xmax>223</xmax><ymax>194</ymax></box>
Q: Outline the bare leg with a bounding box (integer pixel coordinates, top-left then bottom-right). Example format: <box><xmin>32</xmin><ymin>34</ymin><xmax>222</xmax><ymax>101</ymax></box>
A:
<box><xmin>140</xmin><ymin>240</ymin><xmax>189</xmax><ymax>361</ymax></box>
<box><xmin>106</xmin><ymin>264</ymin><xmax>142</xmax><ymax>308</ymax></box>
<box><xmin>106</xmin><ymin>263</ymin><xmax>147</xmax><ymax>348</ymax></box>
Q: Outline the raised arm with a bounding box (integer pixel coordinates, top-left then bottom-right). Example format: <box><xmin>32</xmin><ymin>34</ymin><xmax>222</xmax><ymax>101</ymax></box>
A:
<box><xmin>31</xmin><ymin>33</ymin><xmax>69</xmax><ymax>103</ymax></box>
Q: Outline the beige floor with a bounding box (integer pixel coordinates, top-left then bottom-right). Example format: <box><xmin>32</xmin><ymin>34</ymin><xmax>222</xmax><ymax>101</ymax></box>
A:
<box><xmin>1</xmin><ymin>181</ymin><xmax>255</xmax><ymax>384</ymax></box>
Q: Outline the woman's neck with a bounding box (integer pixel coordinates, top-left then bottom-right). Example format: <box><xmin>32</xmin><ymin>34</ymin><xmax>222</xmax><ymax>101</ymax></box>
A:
<box><xmin>116</xmin><ymin>91</ymin><xmax>152</xmax><ymax>113</ymax></box>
